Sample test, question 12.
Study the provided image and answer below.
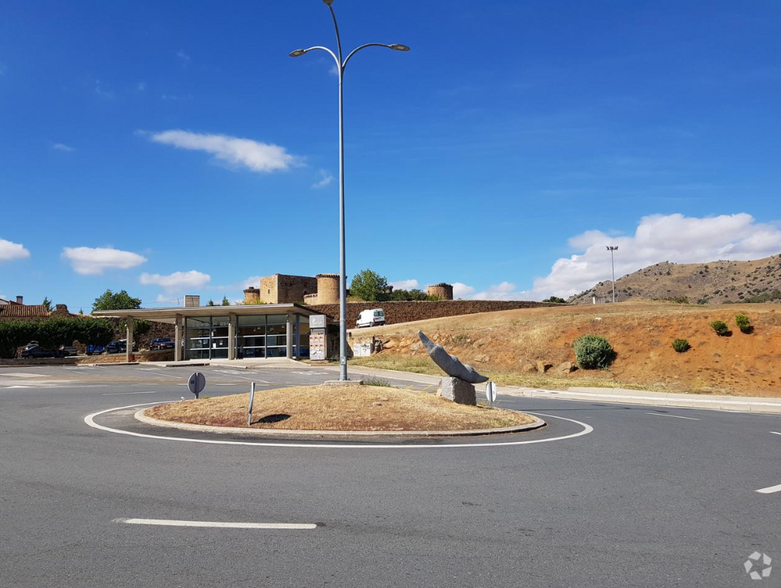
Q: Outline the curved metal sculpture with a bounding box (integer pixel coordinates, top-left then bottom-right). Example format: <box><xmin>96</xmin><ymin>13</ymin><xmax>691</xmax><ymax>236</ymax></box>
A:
<box><xmin>418</xmin><ymin>331</ymin><xmax>489</xmax><ymax>384</ymax></box>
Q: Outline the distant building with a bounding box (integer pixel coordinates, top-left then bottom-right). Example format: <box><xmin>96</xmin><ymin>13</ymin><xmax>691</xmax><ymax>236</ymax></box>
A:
<box><xmin>0</xmin><ymin>296</ymin><xmax>73</xmax><ymax>322</ymax></box>
<box><xmin>248</xmin><ymin>273</ymin><xmax>340</xmax><ymax>305</ymax></box>
<box><xmin>426</xmin><ymin>283</ymin><xmax>454</xmax><ymax>300</ymax></box>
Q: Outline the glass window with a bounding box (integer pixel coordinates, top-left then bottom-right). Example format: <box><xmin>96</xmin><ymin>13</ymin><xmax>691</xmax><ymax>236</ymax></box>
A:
<box><xmin>266</xmin><ymin>314</ymin><xmax>287</xmax><ymax>357</ymax></box>
<box><xmin>185</xmin><ymin>317</ymin><xmax>211</xmax><ymax>360</ymax></box>
<box><xmin>238</xmin><ymin>315</ymin><xmax>266</xmax><ymax>359</ymax></box>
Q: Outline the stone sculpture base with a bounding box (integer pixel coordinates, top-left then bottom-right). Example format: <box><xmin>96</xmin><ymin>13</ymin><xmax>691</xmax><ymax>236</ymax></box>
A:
<box><xmin>440</xmin><ymin>377</ymin><xmax>476</xmax><ymax>406</ymax></box>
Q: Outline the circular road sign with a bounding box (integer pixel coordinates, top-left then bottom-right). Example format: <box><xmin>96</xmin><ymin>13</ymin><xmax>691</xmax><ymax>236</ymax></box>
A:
<box><xmin>188</xmin><ymin>372</ymin><xmax>206</xmax><ymax>398</ymax></box>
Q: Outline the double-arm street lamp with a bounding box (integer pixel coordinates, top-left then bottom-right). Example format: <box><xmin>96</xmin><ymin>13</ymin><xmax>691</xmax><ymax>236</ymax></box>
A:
<box><xmin>290</xmin><ymin>0</ymin><xmax>409</xmax><ymax>381</ymax></box>
<box><xmin>606</xmin><ymin>246</ymin><xmax>619</xmax><ymax>303</ymax></box>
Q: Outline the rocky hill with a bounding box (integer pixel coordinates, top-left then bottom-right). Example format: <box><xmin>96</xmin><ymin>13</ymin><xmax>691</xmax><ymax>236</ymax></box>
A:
<box><xmin>569</xmin><ymin>254</ymin><xmax>781</xmax><ymax>305</ymax></box>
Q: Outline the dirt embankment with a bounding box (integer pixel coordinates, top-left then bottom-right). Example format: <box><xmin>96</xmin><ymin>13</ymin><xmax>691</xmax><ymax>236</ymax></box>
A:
<box><xmin>352</xmin><ymin>302</ymin><xmax>781</xmax><ymax>397</ymax></box>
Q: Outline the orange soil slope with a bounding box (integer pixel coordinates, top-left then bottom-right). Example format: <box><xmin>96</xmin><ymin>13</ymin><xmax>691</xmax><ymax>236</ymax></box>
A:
<box><xmin>355</xmin><ymin>302</ymin><xmax>781</xmax><ymax>397</ymax></box>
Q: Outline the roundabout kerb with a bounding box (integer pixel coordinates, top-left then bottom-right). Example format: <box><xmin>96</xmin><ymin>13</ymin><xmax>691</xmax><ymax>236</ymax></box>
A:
<box><xmin>84</xmin><ymin>402</ymin><xmax>594</xmax><ymax>450</ymax></box>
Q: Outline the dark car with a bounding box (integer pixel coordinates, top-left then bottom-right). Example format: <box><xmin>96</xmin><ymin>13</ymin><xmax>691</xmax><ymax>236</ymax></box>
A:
<box><xmin>106</xmin><ymin>339</ymin><xmax>138</xmax><ymax>354</ymax></box>
<box><xmin>21</xmin><ymin>343</ymin><xmax>58</xmax><ymax>359</ymax></box>
<box><xmin>150</xmin><ymin>338</ymin><xmax>175</xmax><ymax>351</ymax></box>
<box><xmin>86</xmin><ymin>344</ymin><xmax>105</xmax><ymax>356</ymax></box>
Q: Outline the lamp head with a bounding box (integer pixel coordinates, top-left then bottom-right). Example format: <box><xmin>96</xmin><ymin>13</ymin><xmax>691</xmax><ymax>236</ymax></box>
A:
<box><xmin>323</xmin><ymin>0</ymin><xmax>334</xmax><ymax>5</ymax></box>
<box><xmin>290</xmin><ymin>49</ymin><xmax>307</xmax><ymax>57</ymax></box>
<box><xmin>389</xmin><ymin>44</ymin><xmax>411</xmax><ymax>52</ymax></box>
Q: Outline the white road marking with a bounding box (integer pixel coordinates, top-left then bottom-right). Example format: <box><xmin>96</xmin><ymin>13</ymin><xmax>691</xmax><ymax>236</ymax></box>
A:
<box><xmin>113</xmin><ymin>518</ymin><xmax>317</xmax><ymax>530</ymax></box>
<box><xmin>84</xmin><ymin>403</ymin><xmax>593</xmax><ymax>449</ymax></box>
<box><xmin>1</xmin><ymin>372</ymin><xmax>44</xmax><ymax>378</ymax></box>
<box><xmin>646</xmin><ymin>412</ymin><xmax>700</xmax><ymax>421</ymax></box>
<box><xmin>102</xmin><ymin>391</ymin><xmax>158</xmax><ymax>396</ymax></box>
<box><xmin>771</xmin><ymin>432</ymin><xmax>781</xmax><ymax>436</ymax></box>
<box><xmin>756</xmin><ymin>484</ymin><xmax>781</xmax><ymax>495</ymax></box>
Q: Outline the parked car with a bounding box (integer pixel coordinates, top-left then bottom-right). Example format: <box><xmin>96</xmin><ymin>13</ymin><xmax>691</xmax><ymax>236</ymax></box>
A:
<box><xmin>356</xmin><ymin>308</ymin><xmax>386</xmax><ymax>328</ymax></box>
<box><xmin>21</xmin><ymin>343</ymin><xmax>58</xmax><ymax>359</ymax></box>
<box><xmin>106</xmin><ymin>339</ymin><xmax>138</xmax><ymax>354</ymax></box>
<box><xmin>58</xmin><ymin>345</ymin><xmax>78</xmax><ymax>357</ymax></box>
<box><xmin>150</xmin><ymin>337</ymin><xmax>175</xmax><ymax>351</ymax></box>
<box><xmin>86</xmin><ymin>344</ymin><xmax>105</xmax><ymax>356</ymax></box>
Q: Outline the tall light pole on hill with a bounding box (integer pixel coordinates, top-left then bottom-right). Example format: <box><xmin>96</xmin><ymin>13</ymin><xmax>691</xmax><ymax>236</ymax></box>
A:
<box><xmin>289</xmin><ymin>0</ymin><xmax>409</xmax><ymax>381</ymax></box>
<box><xmin>607</xmin><ymin>246</ymin><xmax>619</xmax><ymax>303</ymax></box>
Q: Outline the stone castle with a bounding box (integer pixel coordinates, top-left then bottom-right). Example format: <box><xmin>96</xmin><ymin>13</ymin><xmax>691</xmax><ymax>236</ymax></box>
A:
<box><xmin>244</xmin><ymin>274</ymin><xmax>454</xmax><ymax>305</ymax></box>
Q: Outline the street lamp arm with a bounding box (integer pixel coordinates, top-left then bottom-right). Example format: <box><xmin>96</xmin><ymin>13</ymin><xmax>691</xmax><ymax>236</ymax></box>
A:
<box><xmin>326</xmin><ymin>3</ymin><xmax>344</xmax><ymax>63</ymax></box>
<box><xmin>343</xmin><ymin>43</ymin><xmax>405</xmax><ymax>70</ymax></box>
<box><xmin>291</xmin><ymin>46</ymin><xmax>340</xmax><ymax>69</ymax></box>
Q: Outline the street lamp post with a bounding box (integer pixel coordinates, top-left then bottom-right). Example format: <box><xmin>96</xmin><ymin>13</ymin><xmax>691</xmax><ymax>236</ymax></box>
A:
<box><xmin>606</xmin><ymin>246</ymin><xmax>619</xmax><ymax>303</ymax></box>
<box><xmin>290</xmin><ymin>0</ymin><xmax>409</xmax><ymax>381</ymax></box>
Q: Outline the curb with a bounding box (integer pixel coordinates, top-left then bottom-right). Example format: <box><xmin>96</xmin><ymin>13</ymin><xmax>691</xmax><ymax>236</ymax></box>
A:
<box><xmin>505</xmin><ymin>388</ymin><xmax>781</xmax><ymax>414</ymax></box>
<box><xmin>134</xmin><ymin>408</ymin><xmax>546</xmax><ymax>439</ymax></box>
<box><xmin>342</xmin><ymin>366</ymin><xmax>781</xmax><ymax>415</ymax></box>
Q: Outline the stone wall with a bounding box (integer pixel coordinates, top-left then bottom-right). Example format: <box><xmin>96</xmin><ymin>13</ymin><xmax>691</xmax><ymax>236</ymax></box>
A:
<box><xmin>308</xmin><ymin>300</ymin><xmax>557</xmax><ymax>326</ymax></box>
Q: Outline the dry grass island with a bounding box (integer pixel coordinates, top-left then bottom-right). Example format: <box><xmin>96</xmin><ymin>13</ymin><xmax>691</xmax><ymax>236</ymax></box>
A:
<box><xmin>146</xmin><ymin>384</ymin><xmax>537</xmax><ymax>432</ymax></box>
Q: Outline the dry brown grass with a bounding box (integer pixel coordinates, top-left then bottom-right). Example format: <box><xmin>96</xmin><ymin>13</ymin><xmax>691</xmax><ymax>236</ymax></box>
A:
<box><xmin>146</xmin><ymin>385</ymin><xmax>536</xmax><ymax>431</ymax></box>
<box><xmin>349</xmin><ymin>301</ymin><xmax>781</xmax><ymax>396</ymax></box>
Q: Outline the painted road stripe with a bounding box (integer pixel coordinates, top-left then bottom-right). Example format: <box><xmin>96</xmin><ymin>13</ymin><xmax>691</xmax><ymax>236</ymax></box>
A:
<box><xmin>646</xmin><ymin>412</ymin><xmax>700</xmax><ymax>421</ymax></box>
<box><xmin>84</xmin><ymin>403</ymin><xmax>593</xmax><ymax>449</ymax></box>
<box><xmin>113</xmin><ymin>518</ymin><xmax>317</xmax><ymax>530</ymax></box>
<box><xmin>756</xmin><ymin>484</ymin><xmax>781</xmax><ymax>495</ymax></box>
<box><xmin>771</xmin><ymin>432</ymin><xmax>781</xmax><ymax>436</ymax></box>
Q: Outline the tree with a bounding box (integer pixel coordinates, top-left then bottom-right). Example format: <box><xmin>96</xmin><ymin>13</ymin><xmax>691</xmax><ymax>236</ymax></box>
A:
<box><xmin>207</xmin><ymin>299</ymin><xmax>215</xmax><ymax>306</ymax></box>
<box><xmin>543</xmin><ymin>296</ymin><xmax>567</xmax><ymax>304</ymax></box>
<box><xmin>91</xmin><ymin>290</ymin><xmax>149</xmax><ymax>339</ymax></box>
<box><xmin>390</xmin><ymin>289</ymin><xmax>429</xmax><ymax>301</ymax></box>
<box><xmin>42</xmin><ymin>297</ymin><xmax>53</xmax><ymax>312</ymax></box>
<box><xmin>221</xmin><ymin>296</ymin><xmax>230</xmax><ymax>306</ymax></box>
<box><xmin>92</xmin><ymin>290</ymin><xmax>142</xmax><ymax>312</ymax></box>
<box><xmin>350</xmin><ymin>269</ymin><xmax>390</xmax><ymax>302</ymax></box>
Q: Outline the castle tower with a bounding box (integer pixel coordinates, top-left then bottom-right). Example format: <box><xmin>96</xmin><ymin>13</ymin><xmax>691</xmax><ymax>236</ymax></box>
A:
<box><xmin>426</xmin><ymin>283</ymin><xmax>454</xmax><ymax>300</ymax></box>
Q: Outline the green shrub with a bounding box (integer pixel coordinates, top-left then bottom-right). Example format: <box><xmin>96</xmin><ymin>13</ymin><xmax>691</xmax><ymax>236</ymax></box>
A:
<box><xmin>709</xmin><ymin>320</ymin><xmax>730</xmax><ymax>336</ymax></box>
<box><xmin>672</xmin><ymin>339</ymin><xmax>690</xmax><ymax>353</ymax></box>
<box><xmin>735</xmin><ymin>314</ymin><xmax>753</xmax><ymax>334</ymax></box>
<box><xmin>573</xmin><ymin>335</ymin><xmax>615</xmax><ymax>369</ymax></box>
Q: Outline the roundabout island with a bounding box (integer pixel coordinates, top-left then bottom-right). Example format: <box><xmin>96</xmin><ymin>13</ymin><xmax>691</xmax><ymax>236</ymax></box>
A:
<box><xmin>140</xmin><ymin>383</ymin><xmax>545</xmax><ymax>438</ymax></box>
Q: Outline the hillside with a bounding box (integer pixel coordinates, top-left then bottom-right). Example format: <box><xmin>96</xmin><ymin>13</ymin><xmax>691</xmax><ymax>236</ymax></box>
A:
<box><xmin>350</xmin><ymin>302</ymin><xmax>781</xmax><ymax>397</ymax></box>
<box><xmin>569</xmin><ymin>254</ymin><xmax>781</xmax><ymax>305</ymax></box>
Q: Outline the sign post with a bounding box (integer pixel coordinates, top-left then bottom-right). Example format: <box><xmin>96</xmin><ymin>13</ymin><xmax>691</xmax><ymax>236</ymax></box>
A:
<box><xmin>485</xmin><ymin>381</ymin><xmax>497</xmax><ymax>407</ymax></box>
<box><xmin>188</xmin><ymin>372</ymin><xmax>206</xmax><ymax>399</ymax></box>
<box><xmin>247</xmin><ymin>382</ymin><xmax>256</xmax><ymax>426</ymax></box>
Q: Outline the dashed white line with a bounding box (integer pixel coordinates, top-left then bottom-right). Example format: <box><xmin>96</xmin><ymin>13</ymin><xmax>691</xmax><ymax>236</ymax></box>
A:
<box><xmin>646</xmin><ymin>412</ymin><xmax>700</xmax><ymax>421</ymax></box>
<box><xmin>113</xmin><ymin>518</ymin><xmax>317</xmax><ymax>530</ymax></box>
<box><xmin>771</xmin><ymin>431</ymin><xmax>781</xmax><ymax>437</ymax></box>
<box><xmin>756</xmin><ymin>484</ymin><xmax>781</xmax><ymax>495</ymax></box>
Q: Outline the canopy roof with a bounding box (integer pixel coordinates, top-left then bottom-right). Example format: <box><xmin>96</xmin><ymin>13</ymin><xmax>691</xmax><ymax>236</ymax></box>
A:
<box><xmin>92</xmin><ymin>303</ymin><xmax>321</xmax><ymax>324</ymax></box>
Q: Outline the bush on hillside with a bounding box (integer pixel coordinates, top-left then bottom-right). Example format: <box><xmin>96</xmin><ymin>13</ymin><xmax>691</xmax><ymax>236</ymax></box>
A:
<box><xmin>671</xmin><ymin>339</ymin><xmax>690</xmax><ymax>353</ymax></box>
<box><xmin>735</xmin><ymin>314</ymin><xmax>753</xmax><ymax>334</ymax></box>
<box><xmin>573</xmin><ymin>335</ymin><xmax>615</xmax><ymax>369</ymax></box>
<box><xmin>709</xmin><ymin>320</ymin><xmax>730</xmax><ymax>336</ymax></box>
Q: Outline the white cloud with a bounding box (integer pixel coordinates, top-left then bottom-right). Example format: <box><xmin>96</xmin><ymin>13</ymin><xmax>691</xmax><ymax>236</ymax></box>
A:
<box><xmin>390</xmin><ymin>279</ymin><xmax>419</xmax><ymax>291</ymax></box>
<box><xmin>0</xmin><ymin>238</ymin><xmax>30</xmax><ymax>262</ymax></box>
<box><xmin>452</xmin><ymin>282</ymin><xmax>476</xmax><ymax>298</ymax></box>
<box><xmin>470</xmin><ymin>282</ymin><xmax>528</xmax><ymax>301</ymax></box>
<box><xmin>242</xmin><ymin>275</ymin><xmax>261</xmax><ymax>289</ymax></box>
<box><xmin>140</xmin><ymin>270</ymin><xmax>211</xmax><ymax>293</ymax></box>
<box><xmin>62</xmin><ymin>246</ymin><xmax>147</xmax><ymax>275</ymax></box>
<box><xmin>52</xmin><ymin>143</ymin><xmax>75</xmax><ymax>152</ymax></box>
<box><xmin>177</xmin><ymin>50</ymin><xmax>191</xmax><ymax>67</ymax></box>
<box><xmin>146</xmin><ymin>130</ymin><xmax>302</xmax><ymax>173</ymax></box>
<box><xmin>94</xmin><ymin>78</ymin><xmax>114</xmax><ymax>99</ymax></box>
<box><xmin>529</xmin><ymin>212</ymin><xmax>781</xmax><ymax>300</ymax></box>
<box><xmin>136</xmin><ymin>81</ymin><xmax>146</xmax><ymax>92</ymax></box>
<box><xmin>312</xmin><ymin>169</ymin><xmax>334</xmax><ymax>189</ymax></box>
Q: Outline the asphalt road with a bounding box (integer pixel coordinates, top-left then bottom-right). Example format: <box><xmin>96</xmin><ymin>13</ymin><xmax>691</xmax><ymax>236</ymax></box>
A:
<box><xmin>1</xmin><ymin>364</ymin><xmax>779</xmax><ymax>587</ymax></box>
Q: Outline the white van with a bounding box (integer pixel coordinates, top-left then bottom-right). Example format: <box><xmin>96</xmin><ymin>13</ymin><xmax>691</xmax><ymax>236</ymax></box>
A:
<box><xmin>356</xmin><ymin>308</ymin><xmax>386</xmax><ymax>328</ymax></box>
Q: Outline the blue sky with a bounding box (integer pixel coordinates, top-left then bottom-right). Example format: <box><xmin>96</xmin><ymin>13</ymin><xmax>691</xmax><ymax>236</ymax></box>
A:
<box><xmin>1</xmin><ymin>0</ymin><xmax>780</xmax><ymax>311</ymax></box>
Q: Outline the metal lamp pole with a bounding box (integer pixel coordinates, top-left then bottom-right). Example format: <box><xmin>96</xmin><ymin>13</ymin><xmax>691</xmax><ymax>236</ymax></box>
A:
<box><xmin>290</xmin><ymin>0</ymin><xmax>409</xmax><ymax>381</ymax></box>
<box><xmin>607</xmin><ymin>246</ymin><xmax>618</xmax><ymax>303</ymax></box>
